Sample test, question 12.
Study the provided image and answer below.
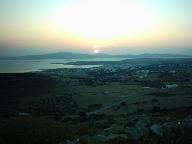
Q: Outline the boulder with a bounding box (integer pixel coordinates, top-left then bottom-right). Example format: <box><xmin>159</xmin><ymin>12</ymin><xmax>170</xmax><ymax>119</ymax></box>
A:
<box><xmin>104</xmin><ymin>124</ymin><xmax>125</xmax><ymax>134</ymax></box>
<box><xmin>162</xmin><ymin>122</ymin><xmax>179</xmax><ymax>135</ymax></box>
<box><xmin>105</xmin><ymin>134</ymin><xmax>128</xmax><ymax>143</ymax></box>
<box><xmin>92</xmin><ymin>133</ymin><xmax>129</xmax><ymax>144</ymax></box>
<box><xmin>107</xmin><ymin>134</ymin><xmax>127</xmax><ymax>140</ymax></box>
<box><xmin>136</xmin><ymin>117</ymin><xmax>153</xmax><ymax>128</ymax></box>
<box><xmin>125</xmin><ymin>126</ymin><xmax>144</xmax><ymax>140</ymax></box>
<box><xmin>58</xmin><ymin>140</ymin><xmax>76</xmax><ymax>144</ymax></box>
<box><xmin>125</xmin><ymin>117</ymin><xmax>153</xmax><ymax>140</ymax></box>
<box><xmin>93</xmin><ymin>120</ymin><xmax>110</xmax><ymax>129</ymax></box>
<box><xmin>150</xmin><ymin>124</ymin><xmax>163</xmax><ymax>137</ymax></box>
<box><xmin>79</xmin><ymin>135</ymin><xmax>91</xmax><ymax>144</ymax></box>
<box><xmin>180</xmin><ymin>119</ymin><xmax>192</xmax><ymax>129</ymax></box>
<box><xmin>92</xmin><ymin>134</ymin><xmax>107</xmax><ymax>143</ymax></box>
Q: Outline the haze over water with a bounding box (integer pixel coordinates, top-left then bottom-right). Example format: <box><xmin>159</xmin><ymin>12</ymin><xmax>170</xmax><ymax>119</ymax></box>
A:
<box><xmin>0</xmin><ymin>58</ymin><xmax>127</xmax><ymax>73</ymax></box>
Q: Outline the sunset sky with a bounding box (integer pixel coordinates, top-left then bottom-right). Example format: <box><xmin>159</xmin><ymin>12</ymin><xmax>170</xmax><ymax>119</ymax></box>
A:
<box><xmin>0</xmin><ymin>0</ymin><xmax>191</xmax><ymax>56</ymax></box>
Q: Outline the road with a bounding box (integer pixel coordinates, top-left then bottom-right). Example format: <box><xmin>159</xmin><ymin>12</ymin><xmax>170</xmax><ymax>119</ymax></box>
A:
<box><xmin>87</xmin><ymin>96</ymin><xmax>129</xmax><ymax>115</ymax></box>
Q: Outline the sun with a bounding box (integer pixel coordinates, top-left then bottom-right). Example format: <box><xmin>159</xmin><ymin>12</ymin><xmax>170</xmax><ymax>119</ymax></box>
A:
<box><xmin>94</xmin><ymin>49</ymin><xmax>100</xmax><ymax>54</ymax></box>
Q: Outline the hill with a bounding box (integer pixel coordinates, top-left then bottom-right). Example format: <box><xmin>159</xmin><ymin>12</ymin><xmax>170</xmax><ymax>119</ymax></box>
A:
<box><xmin>0</xmin><ymin>52</ymin><xmax>191</xmax><ymax>60</ymax></box>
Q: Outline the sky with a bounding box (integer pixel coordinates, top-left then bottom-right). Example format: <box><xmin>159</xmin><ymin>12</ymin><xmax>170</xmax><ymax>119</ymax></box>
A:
<box><xmin>0</xmin><ymin>0</ymin><xmax>192</xmax><ymax>56</ymax></box>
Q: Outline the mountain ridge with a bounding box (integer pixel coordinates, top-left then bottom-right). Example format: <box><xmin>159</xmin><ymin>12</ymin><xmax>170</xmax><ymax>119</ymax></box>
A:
<box><xmin>0</xmin><ymin>52</ymin><xmax>191</xmax><ymax>60</ymax></box>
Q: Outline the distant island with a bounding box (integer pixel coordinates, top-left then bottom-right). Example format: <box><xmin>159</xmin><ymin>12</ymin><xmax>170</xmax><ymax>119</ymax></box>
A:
<box><xmin>0</xmin><ymin>52</ymin><xmax>192</xmax><ymax>60</ymax></box>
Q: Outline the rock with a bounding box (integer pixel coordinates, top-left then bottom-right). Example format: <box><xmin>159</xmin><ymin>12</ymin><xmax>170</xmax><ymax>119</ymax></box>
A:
<box><xmin>162</xmin><ymin>122</ymin><xmax>179</xmax><ymax>134</ymax></box>
<box><xmin>125</xmin><ymin>117</ymin><xmax>138</xmax><ymax>127</ymax></box>
<box><xmin>93</xmin><ymin>120</ymin><xmax>110</xmax><ymax>129</ymax></box>
<box><xmin>125</xmin><ymin>126</ymin><xmax>144</xmax><ymax>140</ymax></box>
<box><xmin>59</xmin><ymin>139</ymin><xmax>79</xmax><ymax>144</ymax></box>
<box><xmin>18</xmin><ymin>112</ymin><xmax>31</xmax><ymax>116</ymax></box>
<box><xmin>92</xmin><ymin>133</ymin><xmax>129</xmax><ymax>144</ymax></box>
<box><xmin>92</xmin><ymin>134</ymin><xmax>107</xmax><ymax>143</ymax></box>
<box><xmin>104</xmin><ymin>124</ymin><xmax>125</xmax><ymax>134</ymax></box>
<box><xmin>105</xmin><ymin>134</ymin><xmax>128</xmax><ymax>143</ymax></box>
<box><xmin>161</xmin><ymin>121</ymin><xmax>189</xmax><ymax>144</ymax></box>
<box><xmin>107</xmin><ymin>134</ymin><xmax>128</xmax><ymax>140</ymax></box>
<box><xmin>136</xmin><ymin>117</ymin><xmax>153</xmax><ymax>128</ymax></box>
<box><xmin>97</xmin><ymin>131</ymin><xmax>111</xmax><ymax>136</ymax></box>
<box><xmin>79</xmin><ymin>135</ymin><xmax>91</xmax><ymax>144</ymax></box>
<box><xmin>125</xmin><ymin>117</ymin><xmax>153</xmax><ymax>140</ymax></box>
<box><xmin>180</xmin><ymin>119</ymin><xmax>192</xmax><ymax>129</ymax></box>
<box><xmin>59</xmin><ymin>140</ymin><xmax>75</xmax><ymax>144</ymax></box>
<box><xmin>150</xmin><ymin>124</ymin><xmax>163</xmax><ymax>137</ymax></box>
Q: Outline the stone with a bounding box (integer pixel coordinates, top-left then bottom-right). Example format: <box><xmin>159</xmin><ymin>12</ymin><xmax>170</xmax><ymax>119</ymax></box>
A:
<box><xmin>125</xmin><ymin>126</ymin><xmax>144</xmax><ymax>140</ymax></box>
<box><xmin>92</xmin><ymin>134</ymin><xmax>107</xmax><ymax>143</ymax></box>
<box><xmin>150</xmin><ymin>124</ymin><xmax>163</xmax><ymax>137</ymax></box>
<box><xmin>136</xmin><ymin>117</ymin><xmax>153</xmax><ymax>128</ymax></box>
<box><xmin>104</xmin><ymin>124</ymin><xmax>125</xmax><ymax>134</ymax></box>
<box><xmin>125</xmin><ymin>117</ymin><xmax>153</xmax><ymax>140</ymax></box>
<box><xmin>59</xmin><ymin>140</ymin><xmax>75</xmax><ymax>144</ymax></box>
<box><xmin>180</xmin><ymin>119</ymin><xmax>192</xmax><ymax>129</ymax></box>
<box><xmin>93</xmin><ymin>120</ymin><xmax>110</xmax><ymax>129</ymax></box>
<box><xmin>92</xmin><ymin>133</ymin><xmax>129</xmax><ymax>144</ymax></box>
<box><xmin>105</xmin><ymin>134</ymin><xmax>128</xmax><ymax>143</ymax></box>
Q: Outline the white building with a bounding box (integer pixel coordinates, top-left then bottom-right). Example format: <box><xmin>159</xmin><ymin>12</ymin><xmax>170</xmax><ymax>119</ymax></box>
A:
<box><xmin>165</xmin><ymin>84</ymin><xmax>178</xmax><ymax>89</ymax></box>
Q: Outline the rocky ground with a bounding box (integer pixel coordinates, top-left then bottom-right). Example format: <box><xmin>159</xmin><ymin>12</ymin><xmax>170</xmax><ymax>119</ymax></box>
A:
<box><xmin>58</xmin><ymin>106</ymin><xmax>192</xmax><ymax>144</ymax></box>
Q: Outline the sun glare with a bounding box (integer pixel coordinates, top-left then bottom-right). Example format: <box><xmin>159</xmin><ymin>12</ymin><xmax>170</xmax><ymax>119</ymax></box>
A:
<box><xmin>93</xmin><ymin>44</ymin><xmax>101</xmax><ymax>49</ymax></box>
<box><xmin>54</xmin><ymin>0</ymin><xmax>157</xmax><ymax>41</ymax></box>
<box><xmin>94</xmin><ymin>49</ymin><xmax>100</xmax><ymax>54</ymax></box>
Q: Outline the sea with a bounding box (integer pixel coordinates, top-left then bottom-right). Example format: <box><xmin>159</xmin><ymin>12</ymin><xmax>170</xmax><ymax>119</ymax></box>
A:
<box><xmin>0</xmin><ymin>58</ymin><xmax>127</xmax><ymax>73</ymax></box>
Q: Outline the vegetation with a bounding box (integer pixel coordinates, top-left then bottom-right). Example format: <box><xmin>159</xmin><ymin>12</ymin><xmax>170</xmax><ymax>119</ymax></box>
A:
<box><xmin>0</xmin><ymin>58</ymin><xmax>192</xmax><ymax>144</ymax></box>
